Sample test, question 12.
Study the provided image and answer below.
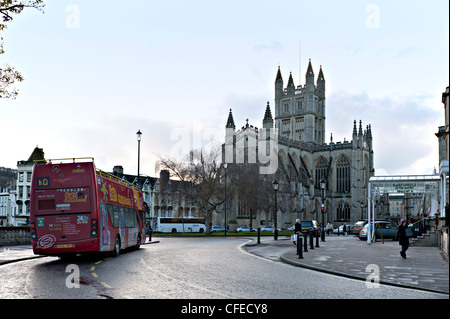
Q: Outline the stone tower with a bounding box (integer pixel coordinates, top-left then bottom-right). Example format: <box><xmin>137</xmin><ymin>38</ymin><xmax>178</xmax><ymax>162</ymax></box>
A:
<box><xmin>274</xmin><ymin>59</ymin><xmax>326</xmax><ymax>145</ymax></box>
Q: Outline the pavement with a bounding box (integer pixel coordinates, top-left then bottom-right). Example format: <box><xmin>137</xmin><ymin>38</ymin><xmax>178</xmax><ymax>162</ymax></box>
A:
<box><xmin>244</xmin><ymin>234</ymin><xmax>449</xmax><ymax>295</ymax></box>
<box><xmin>0</xmin><ymin>244</ymin><xmax>44</xmax><ymax>265</ymax></box>
<box><xmin>1</xmin><ymin>236</ymin><xmax>448</xmax><ymax>295</ymax></box>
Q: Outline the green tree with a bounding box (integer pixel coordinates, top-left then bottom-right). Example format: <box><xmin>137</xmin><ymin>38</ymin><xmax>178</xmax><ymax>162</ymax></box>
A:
<box><xmin>1</xmin><ymin>0</ymin><xmax>44</xmax><ymax>99</ymax></box>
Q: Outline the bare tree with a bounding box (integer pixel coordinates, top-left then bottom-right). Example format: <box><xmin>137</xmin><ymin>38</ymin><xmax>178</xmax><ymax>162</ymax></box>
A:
<box><xmin>1</xmin><ymin>0</ymin><xmax>44</xmax><ymax>99</ymax></box>
<box><xmin>156</xmin><ymin>145</ymin><xmax>225</xmax><ymax>233</ymax></box>
<box><xmin>226</xmin><ymin>163</ymin><xmax>273</xmax><ymax>228</ymax></box>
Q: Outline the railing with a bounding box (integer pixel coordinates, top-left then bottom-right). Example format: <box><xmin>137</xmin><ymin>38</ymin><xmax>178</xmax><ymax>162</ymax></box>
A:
<box><xmin>0</xmin><ymin>227</ymin><xmax>31</xmax><ymax>245</ymax></box>
<box><xmin>410</xmin><ymin>217</ymin><xmax>433</xmax><ymax>238</ymax></box>
<box><xmin>96</xmin><ymin>169</ymin><xmax>141</xmax><ymax>192</ymax></box>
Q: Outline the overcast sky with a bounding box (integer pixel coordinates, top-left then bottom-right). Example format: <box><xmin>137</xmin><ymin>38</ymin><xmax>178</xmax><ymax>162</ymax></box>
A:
<box><xmin>1</xmin><ymin>0</ymin><xmax>448</xmax><ymax>178</ymax></box>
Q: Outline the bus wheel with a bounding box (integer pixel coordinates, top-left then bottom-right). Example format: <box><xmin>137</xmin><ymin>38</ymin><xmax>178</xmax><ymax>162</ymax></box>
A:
<box><xmin>171</xmin><ymin>228</ymin><xmax>177</xmax><ymax>234</ymax></box>
<box><xmin>112</xmin><ymin>236</ymin><xmax>120</xmax><ymax>256</ymax></box>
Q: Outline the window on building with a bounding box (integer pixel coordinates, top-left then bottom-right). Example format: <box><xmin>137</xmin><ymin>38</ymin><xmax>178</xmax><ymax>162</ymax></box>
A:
<box><xmin>336</xmin><ymin>156</ymin><xmax>351</xmax><ymax>193</ymax></box>
<box><xmin>294</xmin><ymin>117</ymin><xmax>304</xmax><ymax>140</ymax></box>
<box><xmin>281</xmin><ymin>119</ymin><xmax>291</xmax><ymax>138</ymax></box>
<box><xmin>337</xmin><ymin>202</ymin><xmax>350</xmax><ymax>220</ymax></box>
<box><xmin>314</xmin><ymin>157</ymin><xmax>328</xmax><ymax>189</ymax></box>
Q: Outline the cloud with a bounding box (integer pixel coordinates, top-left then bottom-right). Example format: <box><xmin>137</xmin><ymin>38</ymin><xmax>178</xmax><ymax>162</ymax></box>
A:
<box><xmin>327</xmin><ymin>90</ymin><xmax>441</xmax><ymax>175</ymax></box>
<box><xmin>252</xmin><ymin>40</ymin><xmax>283</xmax><ymax>53</ymax></box>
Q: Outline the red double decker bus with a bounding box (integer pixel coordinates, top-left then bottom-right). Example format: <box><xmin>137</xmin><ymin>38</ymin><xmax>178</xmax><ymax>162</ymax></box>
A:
<box><xmin>30</xmin><ymin>158</ymin><xmax>147</xmax><ymax>257</ymax></box>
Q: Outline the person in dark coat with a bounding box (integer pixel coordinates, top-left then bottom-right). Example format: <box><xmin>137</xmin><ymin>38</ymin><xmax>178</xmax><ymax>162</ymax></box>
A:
<box><xmin>397</xmin><ymin>219</ymin><xmax>410</xmax><ymax>259</ymax></box>
<box><xmin>294</xmin><ymin>219</ymin><xmax>302</xmax><ymax>234</ymax></box>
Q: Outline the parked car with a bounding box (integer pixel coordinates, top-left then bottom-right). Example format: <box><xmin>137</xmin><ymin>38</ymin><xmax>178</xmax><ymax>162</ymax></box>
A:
<box><xmin>333</xmin><ymin>224</ymin><xmax>353</xmax><ymax>234</ymax></box>
<box><xmin>237</xmin><ymin>226</ymin><xmax>251</xmax><ymax>232</ymax></box>
<box><xmin>260</xmin><ymin>226</ymin><xmax>282</xmax><ymax>232</ymax></box>
<box><xmin>352</xmin><ymin>220</ymin><xmax>368</xmax><ymax>235</ymax></box>
<box><xmin>210</xmin><ymin>226</ymin><xmax>225</xmax><ymax>233</ymax></box>
<box><xmin>359</xmin><ymin>221</ymin><xmax>412</xmax><ymax>240</ymax></box>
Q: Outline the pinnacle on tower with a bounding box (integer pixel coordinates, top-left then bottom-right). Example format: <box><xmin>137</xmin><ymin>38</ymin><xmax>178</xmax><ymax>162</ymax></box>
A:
<box><xmin>287</xmin><ymin>72</ymin><xmax>295</xmax><ymax>94</ymax></box>
<box><xmin>287</xmin><ymin>72</ymin><xmax>295</xmax><ymax>87</ymax></box>
<box><xmin>275</xmin><ymin>66</ymin><xmax>283</xmax><ymax>83</ymax></box>
<box><xmin>225</xmin><ymin>108</ymin><xmax>235</xmax><ymax>129</ymax></box>
<box><xmin>263</xmin><ymin>101</ymin><xmax>273</xmax><ymax>123</ymax></box>
<box><xmin>318</xmin><ymin>65</ymin><xmax>325</xmax><ymax>81</ymax></box>
<box><xmin>275</xmin><ymin>66</ymin><xmax>284</xmax><ymax>98</ymax></box>
<box><xmin>305</xmin><ymin>59</ymin><xmax>315</xmax><ymax>90</ymax></box>
<box><xmin>306</xmin><ymin>58</ymin><xmax>314</xmax><ymax>76</ymax></box>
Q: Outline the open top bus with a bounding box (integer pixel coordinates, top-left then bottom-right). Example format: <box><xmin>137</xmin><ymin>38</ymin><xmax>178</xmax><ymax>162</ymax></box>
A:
<box><xmin>30</xmin><ymin>158</ymin><xmax>147</xmax><ymax>257</ymax></box>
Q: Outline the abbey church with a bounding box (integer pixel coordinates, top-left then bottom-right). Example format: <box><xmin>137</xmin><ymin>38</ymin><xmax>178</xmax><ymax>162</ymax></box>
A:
<box><xmin>220</xmin><ymin>59</ymin><xmax>375</xmax><ymax>229</ymax></box>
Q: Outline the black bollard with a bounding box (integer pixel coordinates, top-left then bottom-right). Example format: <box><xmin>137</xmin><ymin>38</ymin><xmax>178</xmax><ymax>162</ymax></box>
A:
<box><xmin>148</xmin><ymin>229</ymin><xmax>152</xmax><ymax>242</ymax></box>
<box><xmin>309</xmin><ymin>231</ymin><xmax>314</xmax><ymax>250</ymax></box>
<box><xmin>316</xmin><ymin>229</ymin><xmax>320</xmax><ymax>248</ymax></box>
<box><xmin>257</xmin><ymin>228</ymin><xmax>261</xmax><ymax>244</ymax></box>
<box><xmin>304</xmin><ymin>231</ymin><xmax>308</xmax><ymax>252</ymax></box>
<box><xmin>297</xmin><ymin>234</ymin><xmax>303</xmax><ymax>259</ymax></box>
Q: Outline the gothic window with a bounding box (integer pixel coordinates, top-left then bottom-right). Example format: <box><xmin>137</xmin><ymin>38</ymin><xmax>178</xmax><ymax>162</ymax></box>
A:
<box><xmin>281</xmin><ymin>119</ymin><xmax>291</xmax><ymax>138</ymax></box>
<box><xmin>294</xmin><ymin>117</ymin><xmax>304</xmax><ymax>140</ymax></box>
<box><xmin>336</xmin><ymin>156</ymin><xmax>350</xmax><ymax>193</ymax></box>
<box><xmin>296</xmin><ymin>99</ymin><xmax>304</xmax><ymax>111</ymax></box>
<box><xmin>314</xmin><ymin>157</ymin><xmax>328</xmax><ymax>189</ymax></box>
<box><xmin>336</xmin><ymin>202</ymin><xmax>350</xmax><ymax>220</ymax></box>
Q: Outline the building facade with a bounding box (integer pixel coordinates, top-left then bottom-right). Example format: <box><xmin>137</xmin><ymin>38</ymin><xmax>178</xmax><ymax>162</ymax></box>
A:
<box><xmin>220</xmin><ymin>60</ymin><xmax>375</xmax><ymax>230</ymax></box>
<box><xmin>14</xmin><ymin>146</ymin><xmax>45</xmax><ymax>226</ymax></box>
<box><xmin>110</xmin><ymin>166</ymin><xmax>198</xmax><ymax>227</ymax></box>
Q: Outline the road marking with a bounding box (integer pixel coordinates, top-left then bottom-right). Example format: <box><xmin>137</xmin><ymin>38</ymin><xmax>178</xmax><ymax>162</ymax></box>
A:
<box><xmin>90</xmin><ymin>266</ymin><xmax>95</xmax><ymax>271</ymax></box>
<box><xmin>101</xmin><ymin>282</ymin><xmax>112</xmax><ymax>289</ymax></box>
<box><xmin>91</xmin><ymin>272</ymin><xmax>98</xmax><ymax>278</ymax></box>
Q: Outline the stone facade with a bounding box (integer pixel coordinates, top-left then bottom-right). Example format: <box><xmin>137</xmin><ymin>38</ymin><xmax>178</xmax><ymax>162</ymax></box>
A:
<box><xmin>218</xmin><ymin>60</ymin><xmax>375</xmax><ymax>230</ymax></box>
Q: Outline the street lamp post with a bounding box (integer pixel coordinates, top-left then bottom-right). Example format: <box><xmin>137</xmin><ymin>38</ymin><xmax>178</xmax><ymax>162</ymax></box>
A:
<box><xmin>273</xmin><ymin>180</ymin><xmax>279</xmax><ymax>240</ymax></box>
<box><xmin>136</xmin><ymin>130</ymin><xmax>142</xmax><ymax>188</ymax></box>
<box><xmin>320</xmin><ymin>178</ymin><xmax>326</xmax><ymax>242</ymax></box>
<box><xmin>224</xmin><ymin>163</ymin><xmax>227</xmax><ymax>238</ymax></box>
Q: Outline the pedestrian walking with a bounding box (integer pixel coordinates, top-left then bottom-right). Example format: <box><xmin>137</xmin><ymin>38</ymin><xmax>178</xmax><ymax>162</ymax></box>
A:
<box><xmin>294</xmin><ymin>219</ymin><xmax>302</xmax><ymax>233</ymax></box>
<box><xmin>326</xmin><ymin>222</ymin><xmax>332</xmax><ymax>235</ymax></box>
<box><xmin>396</xmin><ymin>219</ymin><xmax>410</xmax><ymax>259</ymax></box>
<box><xmin>292</xmin><ymin>219</ymin><xmax>302</xmax><ymax>244</ymax></box>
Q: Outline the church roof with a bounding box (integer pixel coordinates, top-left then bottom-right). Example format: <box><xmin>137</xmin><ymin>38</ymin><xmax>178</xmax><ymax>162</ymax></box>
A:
<box><xmin>27</xmin><ymin>146</ymin><xmax>45</xmax><ymax>163</ymax></box>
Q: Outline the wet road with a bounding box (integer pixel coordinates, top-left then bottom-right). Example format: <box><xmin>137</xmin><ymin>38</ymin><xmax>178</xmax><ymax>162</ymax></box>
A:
<box><xmin>0</xmin><ymin>237</ymin><xmax>447</xmax><ymax>299</ymax></box>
